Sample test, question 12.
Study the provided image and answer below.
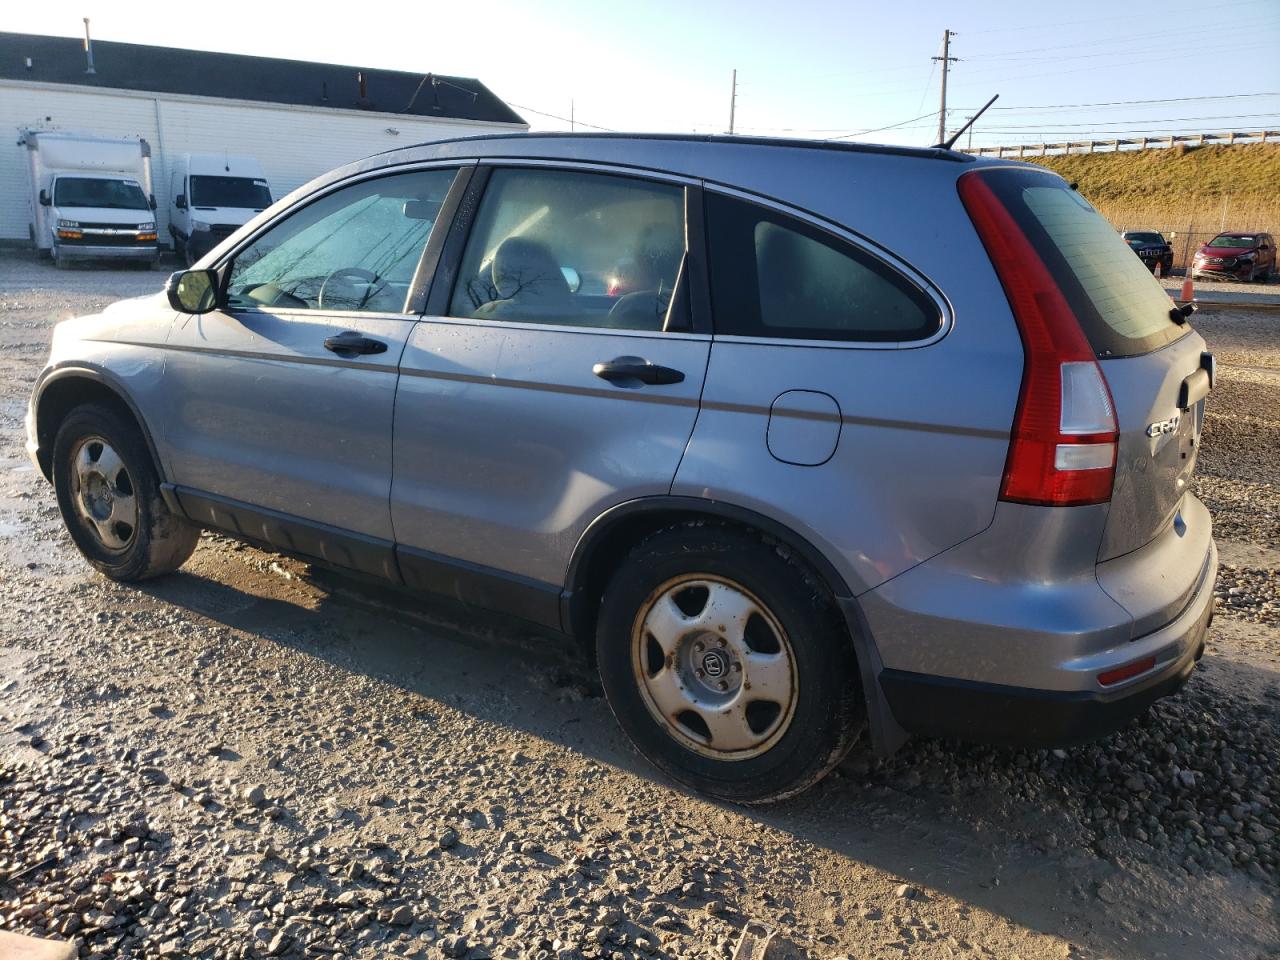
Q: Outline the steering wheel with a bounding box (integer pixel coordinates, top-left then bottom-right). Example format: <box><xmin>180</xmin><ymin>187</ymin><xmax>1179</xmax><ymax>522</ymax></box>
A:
<box><xmin>318</xmin><ymin>267</ymin><xmax>379</xmax><ymax>311</ymax></box>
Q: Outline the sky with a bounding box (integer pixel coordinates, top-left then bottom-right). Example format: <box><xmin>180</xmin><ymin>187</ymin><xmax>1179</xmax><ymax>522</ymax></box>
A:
<box><xmin>5</xmin><ymin>0</ymin><xmax>1280</xmax><ymax>149</ymax></box>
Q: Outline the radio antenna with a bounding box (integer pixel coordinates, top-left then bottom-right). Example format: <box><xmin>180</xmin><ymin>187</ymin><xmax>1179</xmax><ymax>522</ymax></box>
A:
<box><xmin>937</xmin><ymin>94</ymin><xmax>998</xmax><ymax>151</ymax></box>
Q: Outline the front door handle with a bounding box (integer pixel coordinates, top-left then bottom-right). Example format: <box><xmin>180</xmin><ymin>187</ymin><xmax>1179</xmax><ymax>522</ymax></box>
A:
<box><xmin>592</xmin><ymin>356</ymin><xmax>685</xmax><ymax>387</ymax></box>
<box><xmin>323</xmin><ymin>331</ymin><xmax>387</xmax><ymax>357</ymax></box>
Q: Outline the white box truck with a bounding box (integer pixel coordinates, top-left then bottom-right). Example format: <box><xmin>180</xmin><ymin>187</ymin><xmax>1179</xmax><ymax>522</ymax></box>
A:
<box><xmin>21</xmin><ymin>131</ymin><xmax>159</xmax><ymax>268</ymax></box>
<box><xmin>169</xmin><ymin>154</ymin><xmax>273</xmax><ymax>265</ymax></box>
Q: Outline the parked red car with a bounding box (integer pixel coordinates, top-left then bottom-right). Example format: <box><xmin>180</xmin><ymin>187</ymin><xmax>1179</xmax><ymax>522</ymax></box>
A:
<box><xmin>1191</xmin><ymin>232</ymin><xmax>1276</xmax><ymax>282</ymax></box>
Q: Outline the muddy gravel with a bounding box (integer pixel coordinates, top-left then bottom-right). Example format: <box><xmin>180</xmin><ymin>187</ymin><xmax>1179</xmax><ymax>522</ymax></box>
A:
<box><xmin>1</xmin><ymin>253</ymin><xmax>1278</xmax><ymax>960</ymax></box>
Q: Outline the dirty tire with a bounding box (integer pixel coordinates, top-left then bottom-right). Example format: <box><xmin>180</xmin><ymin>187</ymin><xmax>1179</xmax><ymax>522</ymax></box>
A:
<box><xmin>596</xmin><ymin>523</ymin><xmax>865</xmax><ymax>804</ymax></box>
<box><xmin>52</xmin><ymin>403</ymin><xmax>199</xmax><ymax>581</ymax></box>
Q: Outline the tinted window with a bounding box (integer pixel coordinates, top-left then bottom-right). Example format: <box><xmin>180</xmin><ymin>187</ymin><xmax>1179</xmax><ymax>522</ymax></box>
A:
<box><xmin>704</xmin><ymin>193</ymin><xmax>940</xmax><ymax>342</ymax></box>
<box><xmin>54</xmin><ymin>177</ymin><xmax>149</xmax><ymax>210</ymax></box>
<box><xmin>450</xmin><ymin>169</ymin><xmax>687</xmax><ymax>332</ymax></box>
<box><xmin>981</xmin><ymin>167</ymin><xmax>1184</xmax><ymax>357</ymax></box>
<box><xmin>226</xmin><ymin>169</ymin><xmax>455</xmax><ymax>313</ymax></box>
<box><xmin>191</xmin><ymin>175</ymin><xmax>272</xmax><ymax>209</ymax></box>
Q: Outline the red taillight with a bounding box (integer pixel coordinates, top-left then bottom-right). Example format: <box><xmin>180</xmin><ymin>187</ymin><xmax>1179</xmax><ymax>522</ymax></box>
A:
<box><xmin>1097</xmin><ymin>655</ymin><xmax>1156</xmax><ymax>687</ymax></box>
<box><xmin>958</xmin><ymin>172</ymin><xmax>1118</xmax><ymax>506</ymax></box>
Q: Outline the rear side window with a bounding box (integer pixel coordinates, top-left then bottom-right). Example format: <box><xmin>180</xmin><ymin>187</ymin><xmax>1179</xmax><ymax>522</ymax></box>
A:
<box><xmin>977</xmin><ymin>168</ymin><xmax>1184</xmax><ymax>357</ymax></box>
<box><xmin>704</xmin><ymin>192</ymin><xmax>941</xmax><ymax>342</ymax></box>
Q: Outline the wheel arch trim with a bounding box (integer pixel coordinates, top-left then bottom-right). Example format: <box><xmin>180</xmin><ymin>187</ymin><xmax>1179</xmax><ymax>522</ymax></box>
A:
<box><xmin>560</xmin><ymin>495</ymin><xmax>909</xmax><ymax>755</ymax></box>
<box><xmin>32</xmin><ymin>364</ymin><xmax>171</xmax><ymax>503</ymax></box>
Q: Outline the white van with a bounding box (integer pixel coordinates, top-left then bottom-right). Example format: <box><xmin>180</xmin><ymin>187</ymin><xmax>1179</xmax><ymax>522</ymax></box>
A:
<box><xmin>22</xmin><ymin>131</ymin><xmax>158</xmax><ymax>269</ymax></box>
<box><xmin>169</xmin><ymin>154</ymin><xmax>273</xmax><ymax>265</ymax></box>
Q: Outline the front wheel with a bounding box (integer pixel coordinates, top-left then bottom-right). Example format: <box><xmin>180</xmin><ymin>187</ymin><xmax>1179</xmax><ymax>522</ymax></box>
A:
<box><xmin>595</xmin><ymin>524</ymin><xmax>864</xmax><ymax>804</ymax></box>
<box><xmin>52</xmin><ymin>404</ymin><xmax>199</xmax><ymax>581</ymax></box>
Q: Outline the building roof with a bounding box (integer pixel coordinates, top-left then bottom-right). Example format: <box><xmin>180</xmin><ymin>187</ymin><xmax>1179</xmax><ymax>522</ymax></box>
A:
<box><xmin>0</xmin><ymin>31</ymin><xmax>525</xmax><ymax>126</ymax></box>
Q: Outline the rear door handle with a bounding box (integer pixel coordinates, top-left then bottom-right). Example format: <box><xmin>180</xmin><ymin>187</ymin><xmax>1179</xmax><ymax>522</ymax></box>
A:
<box><xmin>323</xmin><ymin>331</ymin><xmax>387</xmax><ymax>357</ymax></box>
<box><xmin>592</xmin><ymin>356</ymin><xmax>685</xmax><ymax>387</ymax></box>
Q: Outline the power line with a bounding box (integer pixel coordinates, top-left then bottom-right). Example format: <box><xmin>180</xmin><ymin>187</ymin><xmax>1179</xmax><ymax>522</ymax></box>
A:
<box><xmin>504</xmin><ymin>101</ymin><xmax>615</xmax><ymax>132</ymax></box>
<box><xmin>826</xmin><ymin>109</ymin><xmax>948</xmax><ymax>141</ymax></box>
<box><xmin>729</xmin><ymin>103</ymin><xmax>1280</xmax><ymax>137</ymax></box>
<box><xmin>963</xmin><ymin>19</ymin><xmax>1269</xmax><ymax>60</ymax></box>
<box><xmin>982</xmin><ymin>93</ymin><xmax>1280</xmax><ymax>112</ymax></box>
<box><xmin>969</xmin><ymin>113</ymin><xmax>1280</xmax><ymax>130</ymax></box>
<box><xmin>948</xmin><ymin>41</ymin><xmax>1278</xmax><ymax>89</ymax></box>
<box><xmin>967</xmin><ymin>0</ymin><xmax>1268</xmax><ymax>35</ymax></box>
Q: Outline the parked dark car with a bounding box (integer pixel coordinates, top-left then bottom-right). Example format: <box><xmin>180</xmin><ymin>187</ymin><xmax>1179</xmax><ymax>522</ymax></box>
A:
<box><xmin>1191</xmin><ymin>232</ymin><xmax>1276</xmax><ymax>282</ymax></box>
<box><xmin>1121</xmin><ymin>231</ymin><xmax>1174</xmax><ymax>275</ymax></box>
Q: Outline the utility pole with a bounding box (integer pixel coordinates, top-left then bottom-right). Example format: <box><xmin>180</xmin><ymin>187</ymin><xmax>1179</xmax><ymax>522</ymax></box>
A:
<box><xmin>570</xmin><ymin>99</ymin><xmax>575</xmax><ymax>132</ymax></box>
<box><xmin>933</xmin><ymin>30</ymin><xmax>957</xmax><ymax>144</ymax></box>
<box><xmin>83</xmin><ymin>17</ymin><xmax>96</xmax><ymax>75</ymax></box>
<box><xmin>728</xmin><ymin>69</ymin><xmax>737</xmax><ymax>135</ymax></box>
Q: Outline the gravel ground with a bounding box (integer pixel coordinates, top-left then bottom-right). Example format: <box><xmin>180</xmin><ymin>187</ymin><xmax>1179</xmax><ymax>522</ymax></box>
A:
<box><xmin>1</xmin><ymin>253</ymin><xmax>1278</xmax><ymax>960</ymax></box>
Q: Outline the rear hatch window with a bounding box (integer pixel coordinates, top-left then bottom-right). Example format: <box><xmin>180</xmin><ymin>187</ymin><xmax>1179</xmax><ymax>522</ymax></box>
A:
<box><xmin>979</xmin><ymin>167</ymin><xmax>1187</xmax><ymax>358</ymax></box>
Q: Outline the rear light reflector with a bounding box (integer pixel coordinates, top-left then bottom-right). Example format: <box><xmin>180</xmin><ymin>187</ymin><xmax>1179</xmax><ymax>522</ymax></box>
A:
<box><xmin>1097</xmin><ymin>655</ymin><xmax>1156</xmax><ymax>687</ymax></box>
<box><xmin>958</xmin><ymin>172</ymin><xmax>1118</xmax><ymax>506</ymax></box>
<box><xmin>1054</xmin><ymin>443</ymin><xmax>1114</xmax><ymax>471</ymax></box>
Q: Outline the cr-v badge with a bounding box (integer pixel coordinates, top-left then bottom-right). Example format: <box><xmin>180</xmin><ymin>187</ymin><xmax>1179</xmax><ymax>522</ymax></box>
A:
<box><xmin>1147</xmin><ymin>413</ymin><xmax>1182</xmax><ymax>437</ymax></box>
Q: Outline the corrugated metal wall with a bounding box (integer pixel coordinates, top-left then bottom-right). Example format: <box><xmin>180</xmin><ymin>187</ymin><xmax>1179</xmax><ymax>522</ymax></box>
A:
<box><xmin>1</xmin><ymin>80</ymin><xmax>525</xmax><ymax>246</ymax></box>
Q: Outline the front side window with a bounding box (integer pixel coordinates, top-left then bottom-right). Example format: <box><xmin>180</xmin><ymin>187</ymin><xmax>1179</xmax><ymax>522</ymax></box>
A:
<box><xmin>226</xmin><ymin>168</ymin><xmax>456</xmax><ymax>313</ymax></box>
<box><xmin>54</xmin><ymin>177</ymin><xmax>149</xmax><ymax>210</ymax></box>
<box><xmin>705</xmin><ymin>192</ymin><xmax>941</xmax><ymax>342</ymax></box>
<box><xmin>450</xmin><ymin>168</ymin><xmax>687</xmax><ymax>332</ymax></box>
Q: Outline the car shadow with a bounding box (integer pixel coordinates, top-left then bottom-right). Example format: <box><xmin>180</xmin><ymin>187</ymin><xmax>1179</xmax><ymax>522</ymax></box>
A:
<box><xmin>134</xmin><ymin>543</ymin><xmax>1279</xmax><ymax>960</ymax></box>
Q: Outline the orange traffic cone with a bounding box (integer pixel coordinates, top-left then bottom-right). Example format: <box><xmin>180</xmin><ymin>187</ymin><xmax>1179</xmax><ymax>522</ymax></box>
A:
<box><xmin>1180</xmin><ymin>275</ymin><xmax>1194</xmax><ymax>302</ymax></box>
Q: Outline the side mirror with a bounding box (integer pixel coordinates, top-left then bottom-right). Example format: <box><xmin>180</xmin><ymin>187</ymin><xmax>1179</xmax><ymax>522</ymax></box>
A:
<box><xmin>38</xmin><ymin>189</ymin><xmax>51</xmax><ymax>206</ymax></box>
<box><xmin>149</xmin><ymin>194</ymin><xmax>157</xmax><ymax>211</ymax></box>
<box><xmin>175</xmin><ymin>194</ymin><xmax>188</xmax><ymax>210</ymax></box>
<box><xmin>166</xmin><ymin>269</ymin><xmax>218</xmax><ymax>314</ymax></box>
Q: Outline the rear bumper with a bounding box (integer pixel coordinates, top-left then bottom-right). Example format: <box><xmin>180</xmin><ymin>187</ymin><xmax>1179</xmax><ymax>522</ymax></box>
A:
<box><xmin>878</xmin><ymin>560</ymin><xmax>1213</xmax><ymax>747</ymax></box>
<box><xmin>858</xmin><ymin>495</ymin><xmax>1217</xmax><ymax>749</ymax></box>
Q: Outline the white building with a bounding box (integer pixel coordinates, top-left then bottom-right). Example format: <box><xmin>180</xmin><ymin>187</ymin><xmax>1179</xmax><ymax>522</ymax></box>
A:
<box><xmin>0</xmin><ymin>31</ymin><xmax>527</xmax><ymax>247</ymax></box>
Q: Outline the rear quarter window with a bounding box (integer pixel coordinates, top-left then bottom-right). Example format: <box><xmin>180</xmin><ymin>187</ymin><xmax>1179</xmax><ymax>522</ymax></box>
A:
<box><xmin>704</xmin><ymin>192</ymin><xmax>941</xmax><ymax>343</ymax></box>
<box><xmin>980</xmin><ymin>167</ymin><xmax>1185</xmax><ymax>358</ymax></box>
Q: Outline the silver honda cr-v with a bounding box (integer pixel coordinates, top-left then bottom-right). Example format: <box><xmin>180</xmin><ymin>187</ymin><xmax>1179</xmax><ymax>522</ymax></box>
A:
<box><xmin>27</xmin><ymin>133</ymin><xmax>1217</xmax><ymax>803</ymax></box>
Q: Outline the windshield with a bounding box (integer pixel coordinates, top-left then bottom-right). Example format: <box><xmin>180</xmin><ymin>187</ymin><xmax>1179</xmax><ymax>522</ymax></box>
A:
<box><xmin>54</xmin><ymin>177</ymin><xmax>149</xmax><ymax>210</ymax></box>
<box><xmin>1207</xmin><ymin>234</ymin><xmax>1256</xmax><ymax>248</ymax></box>
<box><xmin>191</xmin><ymin>175</ymin><xmax>272</xmax><ymax>209</ymax></box>
<box><xmin>1124</xmin><ymin>232</ymin><xmax>1163</xmax><ymax>244</ymax></box>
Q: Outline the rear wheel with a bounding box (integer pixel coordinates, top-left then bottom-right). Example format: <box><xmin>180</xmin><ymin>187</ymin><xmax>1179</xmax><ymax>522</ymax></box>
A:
<box><xmin>52</xmin><ymin>404</ymin><xmax>199</xmax><ymax>581</ymax></box>
<box><xmin>595</xmin><ymin>524</ymin><xmax>864</xmax><ymax>804</ymax></box>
